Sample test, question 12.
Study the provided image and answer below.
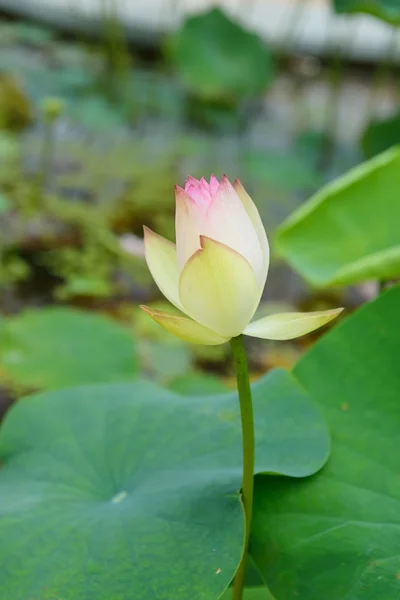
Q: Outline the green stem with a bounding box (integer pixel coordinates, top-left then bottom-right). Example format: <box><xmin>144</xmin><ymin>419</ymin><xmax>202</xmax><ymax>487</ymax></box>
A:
<box><xmin>37</xmin><ymin>117</ymin><xmax>53</xmax><ymax>190</ymax></box>
<box><xmin>230</xmin><ymin>335</ymin><xmax>255</xmax><ymax>600</ymax></box>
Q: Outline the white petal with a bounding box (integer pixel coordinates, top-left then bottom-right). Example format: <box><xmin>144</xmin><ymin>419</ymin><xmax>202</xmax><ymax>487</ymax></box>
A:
<box><xmin>198</xmin><ymin>176</ymin><xmax>264</xmax><ymax>284</ymax></box>
<box><xmin>175</xmin><ymin>185</ymin><xmax>201</xmax><ymax>271</ymax></box>
<box><xmin>233</xmin><ymin>178</ymin><xmax>270</xmax><ymax>293</ymax></box>
<box><xmin>175</xmin><ymin>177</ymin><xmax>264</xmax><ymax>285</ymax></box>
<box><xmin>179</xmin><ymin>237</ymin><xmax>259</xmax><ymax>337</ymax></box>
<box><xmin>244</xmin><ymin>308</ymin><xmax>344</xmax><ymax>340</ymax></box>
<box><xmin>143</xmin><ymin>227</ymin><xmax>183</xmax><ymax>311</ymax></box>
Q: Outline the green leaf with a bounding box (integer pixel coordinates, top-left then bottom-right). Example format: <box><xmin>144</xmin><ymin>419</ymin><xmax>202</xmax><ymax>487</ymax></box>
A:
<box><xmin>362</xmin><ymin>112</ymin><xmax>400</xmax><ymax>158</ymax></box>
<box><xmin>55</xmin><ymin>277</ymin><xmax>114</xmax><ymax>299</ymax></box>
<box><xmin>167</xmin><ymin>371</ymin><xmax>230</xmax><ymax>395</ymax></box>
<box><xmin>140</xmin><ymin>339</ymin><xmax>192</xmax><ymax>381</ymax></box>
<box><xmin>0</xmin><ymin>192</ymin><xmax>11</xmax><ymax>214</ymax></box>
<box><xmin>13</xmin><ymin>23</ymin><xmax>54</xmax><ymax>46</ymax></box>
<box><xmin>0</xmin><ymin>369</ymin><xmax>328</xmax><ymax>600</ymax></box>
<box><xmin>276</xmin><ymin>146</ymin><xmax>400</xmax><ymax>286</ymax></box>
<box><xmin>243</xmin><ymin>150</ymin><xmax>321</xmax><ymax>192</ymax></box>
<box><xmin>0</xmin><ymin>308</ymin><xmax>137</xmax><ymax>391</ymax></box>
<box><xmin>251</xmin><ymin>286</ymin><xmax>400</xmax><ymax>600</ymax></box>
<box><xmin>221</xmin><ymin>587</ymin><xmax>275</xmax><ymax>599</ymax></box>
<box><xmin>68</xmin><ymin>96</ymin><xmax>127</xmax><ymax>131</ymax></box>
<box><xmin>333</xmin><ymin>0</ymin><xmax>400</xmax><ymax>24</ymax></box>
<box><xmin>167</xmin><ymin>8</ymin><xmax>274</xmax><ymax>102</ymax></box>
<box><xmin>188</xmin><ymin>97</ymin><xmax>243</xmax><ymax>131</ymax></box>
<box><xmin>0</xmin><ymin>131</ymin><xmax>20</xmax><ymax>161</ymax></box>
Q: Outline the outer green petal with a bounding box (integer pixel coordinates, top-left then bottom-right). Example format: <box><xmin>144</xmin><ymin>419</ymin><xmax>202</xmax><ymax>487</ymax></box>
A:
<box><xmin>179</xmin><ymin>237</ymin><xmax>259</xmax><ymax>338</ymax></box>
<box><xmin>244</xmin><ymin>308</ymin><xmax>344</xmax><ymax>340</ymax></box>
<box><xmin>143</xmin><ymin>227</ymin><xmax>183</xmax><ymax>311</ymax></box>
<box><xmin>139</xmin><ymin>305</ymin><xmax>230</xmax><ymax>345</ymax></box>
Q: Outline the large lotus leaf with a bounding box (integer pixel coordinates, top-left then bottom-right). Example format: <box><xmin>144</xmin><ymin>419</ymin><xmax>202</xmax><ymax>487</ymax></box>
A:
<box><xmin>221</xmin><ymin>587</ymin><xmax>275</xmax><ymax>599</ymax></box>
<box><xmin>251</xmin><ymin>285</ymin><xmax>400</xmax><ymax>600</ymax></box>
<box><xmin>0</xmin><ymin>369</ymin><xmax>328</xmax><ymax>600</ymax></box>
<box><xmin>0</xmin><ymin>307</ymin><xmax>137</xmax><ymax>391</ymax></box>
<box><xmin>276</xmin><ymin>146</ymin><xmax>400</xmax><ymax>286</ymax></box>
<box><xmin>167</xmin><ymin>371</ymin><xmax>230</xmax><ymax>395</ymax></box>
<box><xmin>167</xmin><ymin>8</ymin><xmax>274</xmax><ymax>102</ymax></box>
<box><xmin>362</xmin><ymin>112</ymin><xmax>400</xmax><ymax>158</ymax></box>
<box><xmin>333</xmin><ymin>0</ymin><xmax>400</xmax><ymax>24</ymax></box>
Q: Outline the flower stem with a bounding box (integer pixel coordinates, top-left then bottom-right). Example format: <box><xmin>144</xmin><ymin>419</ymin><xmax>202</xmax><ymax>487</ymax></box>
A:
<box><xmin>37</xmin><ymin>115</ymin><xmax>54</xmax><ymax>190</ymax></box>
<box><xmin>230</xmin><ymin>335</ymin><xmax>255</xmax><ymax>600</ymax></box>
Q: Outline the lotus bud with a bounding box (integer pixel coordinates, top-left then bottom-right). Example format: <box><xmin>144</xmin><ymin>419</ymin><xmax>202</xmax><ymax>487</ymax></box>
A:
<box><xmin>140</xmin><ymin>175</ymin><xmax>343</xmax><ymax>345</ymax></box>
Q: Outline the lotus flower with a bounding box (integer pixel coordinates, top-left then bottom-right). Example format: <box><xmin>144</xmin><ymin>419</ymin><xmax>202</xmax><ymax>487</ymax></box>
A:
<box><xmin>140</xmin><ymin>175</ymin><xmax>342</xmax><ymax>345</ymax></box>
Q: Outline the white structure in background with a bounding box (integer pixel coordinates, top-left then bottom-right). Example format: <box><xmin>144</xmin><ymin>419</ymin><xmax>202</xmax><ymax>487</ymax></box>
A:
<box><xmin>0</xmin><ymin>0</ymin><xmax>398</xmax><ymax>63</ymax></box>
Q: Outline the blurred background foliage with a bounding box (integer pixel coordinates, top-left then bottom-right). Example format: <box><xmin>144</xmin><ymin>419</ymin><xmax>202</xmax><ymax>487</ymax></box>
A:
<box><xmin>0</xmin><ymin>0</ymin><xmax>399</xmax><ymax>414</ymax></box>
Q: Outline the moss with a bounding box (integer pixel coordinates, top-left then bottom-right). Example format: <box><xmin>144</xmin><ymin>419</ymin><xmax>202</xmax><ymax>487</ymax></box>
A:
<box><xmin>0</xmin><ymin>127</ymin><xmax>192</xmax><ymax>300</ymax></box>
<box><xmin>0</xmin><ymin>253</ymin><xmax>31</xmax><ymax>286</ymax></box>
<box><xmin>0</xmin><ymin>74</ymin><xmax>32</xmax><ymax>132</ymax></box>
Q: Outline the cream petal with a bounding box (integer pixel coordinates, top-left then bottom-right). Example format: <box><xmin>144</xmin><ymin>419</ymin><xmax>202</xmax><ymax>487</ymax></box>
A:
<box><xmin>198</xmin><ymin>175</ymin><xmax>264</xmax><ymax>285</ymax></box>
<box><xmin>140</xmin><ymin>305</ymin><xmax>230</xmax><ymax>345</ymax></box>
<box><xmin>175</xmin><ymin>185</ymin><xmax>201</xmax><ymax>270</ymax></box>
<box><xmin>143</xmin><ymin>226</ymin><xmax>183</xmax><ymax>311</ymax></box>
<box><xmin>244</xmin><ymin>308</ymin><xmax>344</xmax><ymax>340</ymax></box>
<box><xmin>178</xmin><ymin>237</ymin><xmax>260</xmax><ymax>338</ymax></box>
<box><xmin>233</xmin><ymin>178</ymin><xmax>270</xmax><ymax>291</ymax></box>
